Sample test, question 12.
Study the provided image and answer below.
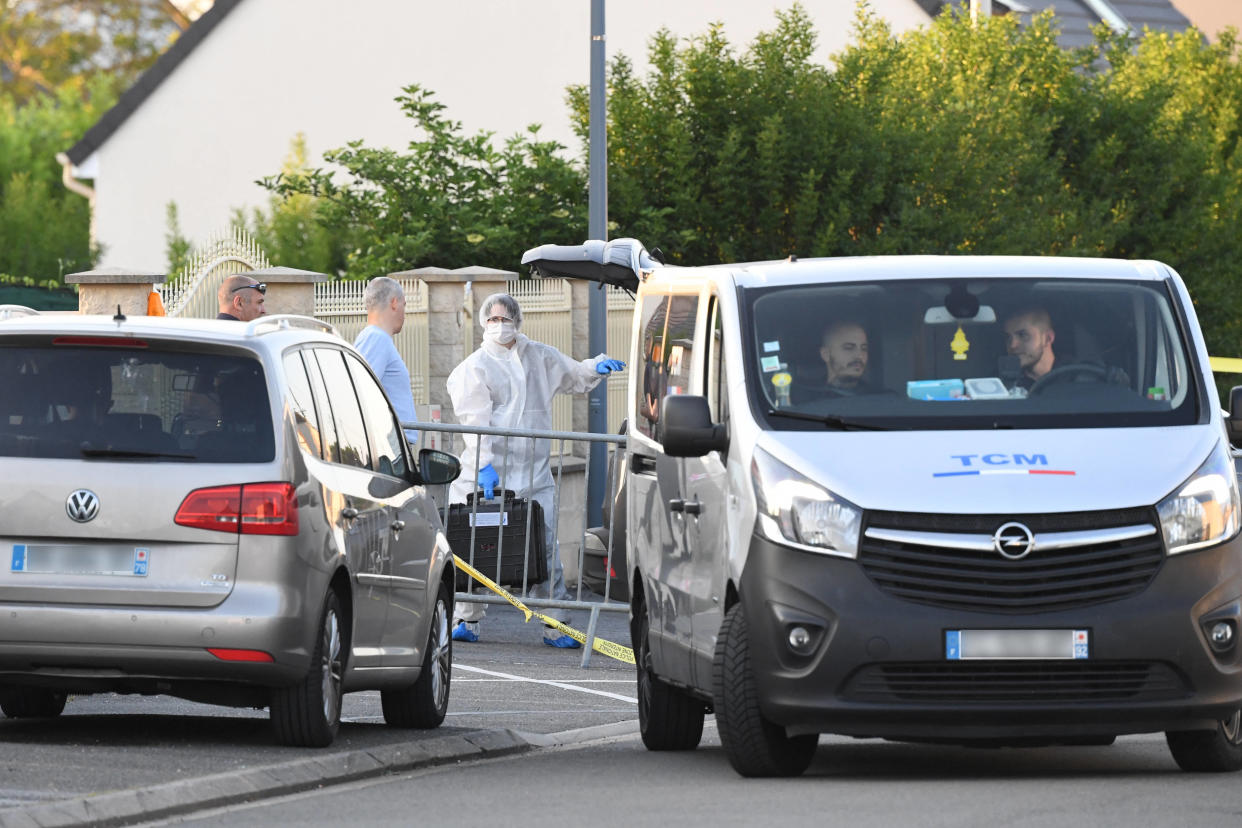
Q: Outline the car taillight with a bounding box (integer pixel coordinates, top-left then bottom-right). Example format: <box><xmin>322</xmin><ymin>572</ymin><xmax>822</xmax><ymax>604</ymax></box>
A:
<box><xmin>175</xmin><ymin>485</ymin><xmax>242</xmax><ymax>532</ymax></box>
<box><xmin>175</xmin><ymin>483</ymin><xmax>298</xmax><ymax>536</ymax></box>
<box><xmin>240</xmin><ymin>483</ymin><xmax>299</xmax><ymax>535</ymax></box>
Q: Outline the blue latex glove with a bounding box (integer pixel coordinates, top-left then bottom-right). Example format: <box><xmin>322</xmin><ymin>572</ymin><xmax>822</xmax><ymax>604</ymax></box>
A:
<box><xmin>596</xmin><ymin>358</ymin><xmax>626</xmax><ymax>375</ymax></box>
<box><xmin>477</xmin><ymin>463</ymin><xmax>499</xmax><ymax>499</ymax></box>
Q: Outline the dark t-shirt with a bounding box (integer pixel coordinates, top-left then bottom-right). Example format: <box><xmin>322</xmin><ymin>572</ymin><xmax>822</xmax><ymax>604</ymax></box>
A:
<box><xmin>793</xmin><ymin>378</ymin><xmax>884</xmax><ymax>404</ymax></box>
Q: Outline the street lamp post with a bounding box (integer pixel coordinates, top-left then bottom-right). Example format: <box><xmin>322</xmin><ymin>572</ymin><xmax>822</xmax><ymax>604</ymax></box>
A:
<box><xmin>587</xmin><ymin>0</ymin><xmax>608</xmax><ymax>526</ymax></box>
<box><xmin>971</xmin><ymin>0</ymin><xmax>993</xmax><ymax>26</ymax></box>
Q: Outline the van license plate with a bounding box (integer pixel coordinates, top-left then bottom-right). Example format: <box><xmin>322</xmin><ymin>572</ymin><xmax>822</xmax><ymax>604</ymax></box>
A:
<box><xmin>11</xmin><ymin>544</ymin><xmax>150</xmax><ymax>577</ymax></box>
<box><xmin>946</xmin><ymin>629</ymin><xmax>1088</xmax><ymax>660</ymax></box>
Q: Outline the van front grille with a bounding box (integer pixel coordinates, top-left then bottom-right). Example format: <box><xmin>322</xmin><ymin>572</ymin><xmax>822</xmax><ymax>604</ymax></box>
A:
<box><xmin>859</xmin><ymin>509</ymin><xmax>1163</xmax><ymax>613</ymax></box>
<box><xmin>842</xmin><ymin>661</ymin><xmax>1188</xmax><ymax>704</ymax></box>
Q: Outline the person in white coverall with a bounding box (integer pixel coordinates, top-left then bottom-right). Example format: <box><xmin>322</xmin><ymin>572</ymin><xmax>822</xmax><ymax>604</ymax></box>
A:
<box><xmin>447</xmin><ymin>292</ymin><xmax>625</xmax><ymax>647</ymax></box>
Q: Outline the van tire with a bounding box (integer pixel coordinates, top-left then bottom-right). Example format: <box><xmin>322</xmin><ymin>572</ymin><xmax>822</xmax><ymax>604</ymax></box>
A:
<box><xmin>382</xmin><ymin>581</ymin><xmax>452</xmax><ymax>728</ymax></box>
<box><xmin>271</xmin><ymin>590</ymin><xmax>344</xmax><ymax>747</ymax></box>
<box><xmin>1166</xmin><ymin>710</ymin><xmax>1242</xmax><ymax>772</ymax></box>
<box><xmin>0</xmin><ymin>687</ymin><xmax>67</xmax><ymax>718</ymax></box>
<box><xmin>713</xmin><ymin>603</ymin><xmax>817</xmax><ymax>777</ymax></box>
<box><xmin>634</xmin><ymin>597</ymin><xmax>704</xmax><ymax>750</ymax></box>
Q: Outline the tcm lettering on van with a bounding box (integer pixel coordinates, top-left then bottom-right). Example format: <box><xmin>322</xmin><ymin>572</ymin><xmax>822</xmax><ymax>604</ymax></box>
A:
<box><xmin>935</xmin><ymin>453</ymin><xmax>1076</xmax><ymax>476</ymax></box>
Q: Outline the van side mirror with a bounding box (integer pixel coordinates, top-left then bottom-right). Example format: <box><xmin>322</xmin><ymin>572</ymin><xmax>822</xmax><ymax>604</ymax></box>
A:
<box><xmin>661</xmin><ymin>395</ymin><xmax>727</xmax><ymax>458</ymax></box>
<box><xmin>1228</xmin><ymin>387</ymin><xmax>1242</xmax><ymax>446</ymax></box>
<box><xmin>418</xmin><ymin>449</ymin><xmax>462</xmax><ymax>485</ymax></box>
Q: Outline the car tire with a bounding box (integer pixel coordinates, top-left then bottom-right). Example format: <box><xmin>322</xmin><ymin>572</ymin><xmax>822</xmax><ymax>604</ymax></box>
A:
<box><xmin>382</xmin><ymin>581</ymin><xmax>452</xmax><ymax>729</ymax></box>
<box><xmin>0</xmin><ymin>687</ymin><xmax>67</xmax><ymax>718</ymax></box>
<box><xmin>633</xmin><ymin>594</ymin><xmax>704</xmax><ymax>751</ymax></box>
<box><xmin>713</xmin><ymin>602</ymin><xmax>817</xmax><ymax>778</ymax></box>
<box><xmin>270</xmin><ymin>590</ymin><xmax>345</xmax><ymax>747</ymax></box>
<box><xmin>1166</xmin><ymin>709</ymin><xmax>1242</xmax><ymax>772</ymax></box>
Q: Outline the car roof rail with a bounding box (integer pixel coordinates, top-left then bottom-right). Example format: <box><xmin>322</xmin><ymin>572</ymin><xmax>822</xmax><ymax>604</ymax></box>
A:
<box><xmin>245</xmin><ymin>314</ymin><xmax>339</xmax><ymax>338</ymax></box>
<box><xmin>0</xmin><ymin>304</ymin><xmax>40</xmax><ymax>320</ymax></box>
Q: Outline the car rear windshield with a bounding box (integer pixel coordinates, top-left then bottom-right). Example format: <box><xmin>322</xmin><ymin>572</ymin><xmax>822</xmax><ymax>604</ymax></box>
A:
<box><xmin>0</xmin><ymin>339</ymin><xmax>274</xmax><ymax>462</ymax></box>
<box><xmin>745</xmin><ymin>276</ymin><xmax>1201</xmax><ymax>430</ymax></box>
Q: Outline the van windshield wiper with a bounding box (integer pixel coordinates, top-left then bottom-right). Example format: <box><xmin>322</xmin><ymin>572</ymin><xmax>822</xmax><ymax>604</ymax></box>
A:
<box><xmin>764</xmin><ymin>409</ymin><xmax>896</xmax><ymax>431</ymax></box>
<box><xmin>80</xmin><ymin>446</ymin><xmax>197</xmax><ymax>460</ymax></box>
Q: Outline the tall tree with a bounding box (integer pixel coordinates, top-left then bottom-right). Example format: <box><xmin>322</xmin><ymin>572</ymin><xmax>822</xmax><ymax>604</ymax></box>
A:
<box><xmin>0</xmin><ymin>0</ymin><xmax>188</xmax><ymax>103</ymax></box>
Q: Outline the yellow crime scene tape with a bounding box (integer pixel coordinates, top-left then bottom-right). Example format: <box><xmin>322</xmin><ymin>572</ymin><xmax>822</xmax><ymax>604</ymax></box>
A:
<box><xmin>452</xmin><ymin>555</ymin><xmax>635</xmax><ymax>665</ymax></box>
<box><xmin>1210</xmin><ymin>357</ymin><xmax>1242</xmax><ymax>374</ymax></box>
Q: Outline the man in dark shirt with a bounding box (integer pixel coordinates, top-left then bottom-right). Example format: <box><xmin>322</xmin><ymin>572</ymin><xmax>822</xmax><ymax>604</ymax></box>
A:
<box><xmin>1003</xmin><ymin>307</ymin><xmax>1056</xmax><ymax>391</ymax></box>
<box><xmin>820</xmin><ymin>321</ymin><xmax>878</xmax><ymax>396</ymax></box>
<box><xmin>216</xmin><ymin>275</ymin><xmax>267</xmax><ymax>321</ymax></box>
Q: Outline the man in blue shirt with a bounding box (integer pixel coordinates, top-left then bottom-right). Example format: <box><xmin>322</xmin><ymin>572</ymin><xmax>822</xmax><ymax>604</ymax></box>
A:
<box><xmin>353</xmin><ymin>277</ymin><xmax>419</xmax><ymax>446</ymax></box>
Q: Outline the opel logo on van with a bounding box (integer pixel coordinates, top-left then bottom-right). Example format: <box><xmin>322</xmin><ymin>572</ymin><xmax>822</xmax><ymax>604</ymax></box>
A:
<box><xmin>66</xmin><ymin>489</ymin><xmax>100</xmax><ymax>523</ymax></box>
<box><xmin>992</xmin><ymin>521</ymin><xmax>1035</xmax><ymax>560</ymax></box>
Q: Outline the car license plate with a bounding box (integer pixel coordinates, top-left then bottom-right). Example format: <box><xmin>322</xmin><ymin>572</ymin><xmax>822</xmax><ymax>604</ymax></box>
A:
<box><xmin>946</xmin><ymin>629</ymin><xmax>1088</xmax><ymax>660</ymax></box>
<box><xmin>11</xmin><ymin>544</ymin><xmax>150</xmax><ymax>576</ymax></box>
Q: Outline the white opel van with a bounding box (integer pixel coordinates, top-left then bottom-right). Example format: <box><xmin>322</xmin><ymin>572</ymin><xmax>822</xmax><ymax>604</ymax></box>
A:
<box><xmin>525</xmin><ymin>240</ymin><xmax>1242</xmax><ymax>777</ymax></box>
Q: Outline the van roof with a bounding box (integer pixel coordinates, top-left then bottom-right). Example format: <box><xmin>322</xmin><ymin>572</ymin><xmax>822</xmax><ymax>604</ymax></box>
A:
<box><xmin>521</xmin><ymin>239</ymin><xmax>1175</xmax><ymax>292</ymax></box>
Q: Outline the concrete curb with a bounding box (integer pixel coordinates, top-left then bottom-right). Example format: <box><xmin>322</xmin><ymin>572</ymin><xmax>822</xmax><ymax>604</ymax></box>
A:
<box><xmin>0</xmin><ymin>728</ymin><xmax>533</xmax><ymax>828</ymax></box>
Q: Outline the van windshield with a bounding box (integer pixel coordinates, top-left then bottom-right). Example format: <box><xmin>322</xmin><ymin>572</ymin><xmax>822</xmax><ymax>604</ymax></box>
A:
<box><xmin>745</xmin><ymin>277</ymin><xmax>1200</xmax><ymax>430</ymax></box>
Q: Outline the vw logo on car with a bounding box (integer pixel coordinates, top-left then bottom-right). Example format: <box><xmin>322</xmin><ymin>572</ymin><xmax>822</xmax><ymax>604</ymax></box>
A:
<box><xmin>65</xmin><ymin>489</ymin><xmax>100</xmax><ymax>523</ymax></box>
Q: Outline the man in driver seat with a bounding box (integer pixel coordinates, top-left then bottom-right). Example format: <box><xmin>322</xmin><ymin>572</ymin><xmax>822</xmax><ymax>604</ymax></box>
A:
<box><xmin>1003</xmin><ymin>307</ymin><xmax>1057</xmax><ymax>391</ymax></box>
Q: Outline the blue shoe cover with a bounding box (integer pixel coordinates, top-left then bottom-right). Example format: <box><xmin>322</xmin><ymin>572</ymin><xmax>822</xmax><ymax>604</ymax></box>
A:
<box><xmin>543</xmin><ymin>633</ymin><xmax>581</xmax><ymax>649</ymax></box>
<box><xmin>452</xmin><ymin>621</ymin><xmax>479</xmax><ymax>643</ymax></box>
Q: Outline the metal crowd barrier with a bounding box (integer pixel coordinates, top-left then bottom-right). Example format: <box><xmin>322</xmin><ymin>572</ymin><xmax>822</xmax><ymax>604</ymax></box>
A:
<box><xmin>409</xmin><ymin>420</ymin><xmax>628</xmax><ymax>668</ymax></box>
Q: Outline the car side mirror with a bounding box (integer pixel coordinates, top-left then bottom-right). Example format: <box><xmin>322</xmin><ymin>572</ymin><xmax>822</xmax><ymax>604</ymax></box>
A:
<box><xmin>661</xmin><ymin>394</ymin><xmax>727</xmax><ymax>458</ymax></box>
<box><xmin>418</xmin><ymin>449</ymin><xmax>462</xmax><ymax>485</ymax></box>
<box><xmin>1228</xmin><ymin>387</ymin><xmax>1242</xmax><ymax>446</ymax></box>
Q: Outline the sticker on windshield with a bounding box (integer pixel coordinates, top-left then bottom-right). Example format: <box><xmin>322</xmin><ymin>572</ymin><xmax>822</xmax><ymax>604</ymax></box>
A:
<box><xmin>760</xmin><ymin>356</ymin><xmax>782</xmax><ymax>373</ymax></box>
<box><xmin>764</xmin><ymin>340</ymin><xmax>780</xmax><ymax>353</ymax></box>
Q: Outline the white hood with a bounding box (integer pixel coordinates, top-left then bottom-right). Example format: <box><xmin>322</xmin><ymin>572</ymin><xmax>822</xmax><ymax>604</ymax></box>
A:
<box><xmin>759</xmin><ymin>425</ymin><xmax>1221</xmax><ymax>514</ymax></box>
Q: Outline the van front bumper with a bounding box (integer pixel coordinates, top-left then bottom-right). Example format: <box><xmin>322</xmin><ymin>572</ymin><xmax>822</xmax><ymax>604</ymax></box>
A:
<box><xmin>739</xmin><ymin>532</ymin><xmax>1242</xmax><ymax>741</ymax></box>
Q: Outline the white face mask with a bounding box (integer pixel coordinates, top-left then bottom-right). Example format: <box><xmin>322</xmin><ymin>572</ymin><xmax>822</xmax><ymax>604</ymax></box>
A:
<box><xmin>484</xmin><ymin>320</ymin><xmax>517</xmax><ymax>345</ymax></box>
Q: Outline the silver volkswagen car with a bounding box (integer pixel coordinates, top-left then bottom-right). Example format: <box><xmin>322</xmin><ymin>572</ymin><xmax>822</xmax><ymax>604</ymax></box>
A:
<box><xmin>0</xmin><ymin>310</ymin><xmax>460</xmax><ymax>747</ymax></box>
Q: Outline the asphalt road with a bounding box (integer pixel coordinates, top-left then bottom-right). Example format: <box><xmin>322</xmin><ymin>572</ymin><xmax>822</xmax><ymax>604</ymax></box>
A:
<box><xmin>154</xmin><ymin>728</ymin><xmax>1242</xmax><ymax>828</ymax></box>
<box><xmin>0</xmin><ymin>600</ymin><xmax>636</xmax><ymax>826</ymax></box>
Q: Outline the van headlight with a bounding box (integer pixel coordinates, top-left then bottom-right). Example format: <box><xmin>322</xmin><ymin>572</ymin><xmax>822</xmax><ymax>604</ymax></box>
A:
<box><xmin>751</xmin><ymin>446</ymin><xmax>861</xmax><ymax>558</ymax></box>
<box><xmin>1157</xmin><ymin>441</ymin><xmax>1240</xmax><ymax>556</ymax></box>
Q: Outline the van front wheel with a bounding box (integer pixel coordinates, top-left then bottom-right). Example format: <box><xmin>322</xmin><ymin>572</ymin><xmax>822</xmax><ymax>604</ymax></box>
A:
<box><xmin>633</xmin><ymin>597</ymin><xmax>704</xmax><ymax>751</ymax></box>
<box><xmin>713</xmin><ymin>603</ymin><xmax>817</xmax><ymax>777</ymax></box>
<box><xmin>1166</xmin><ymin>710</ymin><xmax>1242</xmax><ymax>772</ymax></box>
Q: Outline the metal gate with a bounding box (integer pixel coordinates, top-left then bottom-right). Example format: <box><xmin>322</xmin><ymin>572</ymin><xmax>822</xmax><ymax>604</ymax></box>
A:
<box><xmin>159</xmin><ymin>227</ymin><xmax>270</xmax><ymax>318</ymax></box>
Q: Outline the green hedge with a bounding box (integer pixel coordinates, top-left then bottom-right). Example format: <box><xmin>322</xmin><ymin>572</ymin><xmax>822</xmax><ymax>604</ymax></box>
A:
<box><xmin>568</xmin><ymin>5</ymin><xmax>1242</xmax><ymax>358</ymax></box>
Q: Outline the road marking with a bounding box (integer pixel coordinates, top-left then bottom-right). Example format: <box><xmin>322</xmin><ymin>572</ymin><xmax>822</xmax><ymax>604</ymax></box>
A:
<box><xmin>454</xmin><ymin>678</ymin><xmax>634</xmax><ymax>684</ymax></box>
<box><xmin>455</xmin><ymin>663</ymin><xmax>638</xmax><ymax>704</ymax></box>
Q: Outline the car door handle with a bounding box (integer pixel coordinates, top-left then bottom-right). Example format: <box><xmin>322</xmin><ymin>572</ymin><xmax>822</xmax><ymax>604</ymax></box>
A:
<box><xmin>670</xmin><ymin>498</ymin><xmax>701</xmax><ymax>515</ymax></box>
<box><xmin>390</xmin><ymin>519</ymin><xmax>405</xmax><ymax>532</ymax></box>
<box><xmin>341</xmin><ymin>507</ymin><xmax>359</xmax><ymax>520</ymax></box>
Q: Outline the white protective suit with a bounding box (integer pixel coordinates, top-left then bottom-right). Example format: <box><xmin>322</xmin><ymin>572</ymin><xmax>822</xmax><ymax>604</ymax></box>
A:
<box><xmin>447</xmin><ymin>332</ymin><xmax>606</xmax><ymax>622</ymax></box>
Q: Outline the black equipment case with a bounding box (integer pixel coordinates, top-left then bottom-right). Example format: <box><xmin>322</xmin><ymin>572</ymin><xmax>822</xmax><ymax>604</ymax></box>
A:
<box><xmin>446</xmin><ymin>490</ymin><xmax>548</xmax><ymax>591</ymax></box>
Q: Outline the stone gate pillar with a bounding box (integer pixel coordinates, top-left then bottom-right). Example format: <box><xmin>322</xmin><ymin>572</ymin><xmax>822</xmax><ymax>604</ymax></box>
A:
<box><xmin>66</xmin><ymin>266</ymin><xmax>164</xmax><ymax>316</ymax></box>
